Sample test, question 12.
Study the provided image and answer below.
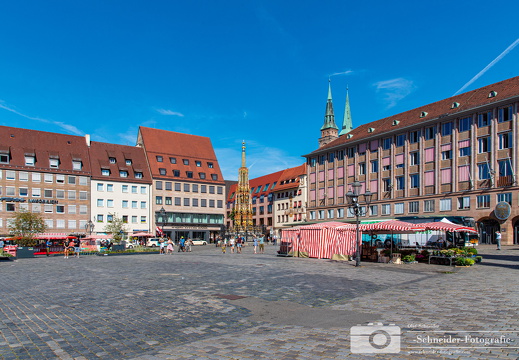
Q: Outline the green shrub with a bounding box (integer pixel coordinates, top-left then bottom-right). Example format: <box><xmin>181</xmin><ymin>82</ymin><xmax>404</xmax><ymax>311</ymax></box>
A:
<box><xmin>455</xmin><ymin>257</ymin><xmax>475</xmax><ymax>266</ymax></box>
<box><xmin>402</xmin><ymin>254</ymin><xmax>416</xmax><ymax>262</ymax></box>
<box><xmin>467</xmin><ymin>248</ymin><xmax>478</xmax><ymax>255</ymax></box>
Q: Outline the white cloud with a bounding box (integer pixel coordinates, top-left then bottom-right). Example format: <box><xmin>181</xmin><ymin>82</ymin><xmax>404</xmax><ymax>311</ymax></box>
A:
<box><xmin>373</xmin><ymin>78</ymin><xmax>415</xmax><ymax>108</ymax></box>
<box><xmin>0</xmin><ymin>101</ymin><xmax>84</xmax><ymax>135</ymax></box>
<box><xmin>156</xmin><ymin>108</ymin><xmax>184</xmax><ymax>117</ymax></box>
<box><xmin>330</xmin><ymin>70</ymin><xmax>354</xmax><ymax>77</ymax></box>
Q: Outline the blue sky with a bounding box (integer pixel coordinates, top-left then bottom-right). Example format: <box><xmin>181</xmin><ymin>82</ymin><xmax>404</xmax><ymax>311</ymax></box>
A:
<box><xmin>1</xmin><ymin>1</ymin><xmax>518</xmax><ymax>180</ymax></box>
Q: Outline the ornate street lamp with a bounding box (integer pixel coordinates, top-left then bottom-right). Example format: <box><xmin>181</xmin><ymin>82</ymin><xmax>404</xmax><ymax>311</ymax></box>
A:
<box><xmin>159</xmin><ymin>207</ymin><xmax>166</xmax><ymax>238</ymax></box>
<box><xmin>85</xmin><ymin>220</ymin><xmax>95</xmax><ymax>236</ymax></box>
<box><xmin>346</xmin><ymin>181</ymin><xmax>373</xmax><ymax>267</ymax></box>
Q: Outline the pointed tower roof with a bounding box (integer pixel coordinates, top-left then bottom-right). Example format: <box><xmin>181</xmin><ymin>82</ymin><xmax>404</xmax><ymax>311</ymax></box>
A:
<box><xmin>339</xmin><ymin>86</ymin><xmax>353</xmax><ymax>135</ymax></box>
<box><xmin>320</xmin><ymin>79</ymin><xmax>338</xmax><ymax>130</ymax></box>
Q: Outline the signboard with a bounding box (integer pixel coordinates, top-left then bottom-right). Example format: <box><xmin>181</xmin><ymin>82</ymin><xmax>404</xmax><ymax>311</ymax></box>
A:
<box><xmin>495</xmin><ymin>201</ymin><xmax>511</xmax><ymax>220</ymax></box>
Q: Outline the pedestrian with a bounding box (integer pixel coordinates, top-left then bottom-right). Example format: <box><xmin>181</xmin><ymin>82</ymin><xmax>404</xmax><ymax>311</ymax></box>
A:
<box><xmin>272</xmin><ymin>235</ymin><xmax>277</xmax><ymax>246</ymax></box>
<box><xmin>45</xmin><ymin>239</ymin><xmax>51</xmax><ymax>256</ymax></box>
<box><xmin>74</xmin><ymin>238</ymin><xmax>81</xmax><ymax>258</ymax></box>
<box><xmin>63</xmin><ymin>240</ymin><xmax>70</xmax><ymax>259</ymax></box>
<box><xmin>186</xmin><ymin>238</ymin><xmax>192</xmax><ymax>252</ymax></box>
<box><xmin>253</xmin><ymin>236</ymin><xmax>258</xmax><ymax>254</ymax></box>
<box><xmin>236</xmin><ymin>237</ymin><xmax>242</xmax><ymax>254</ymax></box>
<box><xmin>259</xmin><ymin>235</ymin><xmax>265</xmax><ymax>254</ymax></box>
<box><xmin>179</xmin><ymin>237</ymin><xmax>186</xmax><ymax>252</ymax></box>
<box><xmin>221</xmin><ymin>238</ymin><xmax>227</xmax><ymax>253</ymax></box>
<box><xmin>159</xmin><ymin>238</ymin><xmax>166</xmax><ymax>254</ymax></box>
<box><xmin>166</xmin><ymin>238</ymin><xmax>174</xmax><ymax>254</ymax></box>
<box><xmin>496</xmin><ymin>230</ymin><xmax>502</xmax><ymax>250</ymax></box>
<box><xmin>230</xmin><ymin>237</ymin><xmax>236</xmax><ymax>253</ymax></box>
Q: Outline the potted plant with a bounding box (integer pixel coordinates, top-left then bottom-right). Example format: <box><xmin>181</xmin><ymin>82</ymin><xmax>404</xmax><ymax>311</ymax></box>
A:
<box><xmin>402</xmin><ymin>254</ymin><xmax>416</xmax><ymax>263</ymax></box>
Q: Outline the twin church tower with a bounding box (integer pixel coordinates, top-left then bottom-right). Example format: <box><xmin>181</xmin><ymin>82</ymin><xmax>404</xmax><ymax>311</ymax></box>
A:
<box><xmin>319</xmin><ymin>79</ymin><xmax>353</xmax><ymax>148</ymax></box>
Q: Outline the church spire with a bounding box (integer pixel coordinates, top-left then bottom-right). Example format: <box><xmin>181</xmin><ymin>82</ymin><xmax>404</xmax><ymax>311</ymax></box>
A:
<box><xmin>339</xmin><ymin>86</ymin><xmax>353</xmax><ymax>135</ymax></box>
<box><xmin>318</xmin><ymin>79</ymin><xmax>339</xmax><ymax>148</ymax></box>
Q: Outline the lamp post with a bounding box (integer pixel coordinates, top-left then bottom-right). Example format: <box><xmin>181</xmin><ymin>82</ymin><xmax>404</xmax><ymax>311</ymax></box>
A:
<box><xmin>346</xmin><ymin>181</ymin><xmax>373</xmax><ymax>267</ymax></box>
<box><xmin>85</xmin><ymin>220</ymin><xmax>95</xmax><ymax>236</ymax></box>
<box><xmin>159</xmin><ymin>207</ymin><xmax>166</xmax><ymax>238</ymax></box>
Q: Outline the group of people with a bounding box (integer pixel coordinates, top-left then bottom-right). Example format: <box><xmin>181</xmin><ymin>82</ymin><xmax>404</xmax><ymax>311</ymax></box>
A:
<box><xmin>63</xmin><ymin>239</ymin><xmax>81</xmax><ymax>259</ymax></box>
<box><xmin>158</xmin><ymin>237</ymin><xmax>194</xmax><ymax>254</ymax></box>
<box><xmin>218</xmin><ymin>235</ymin><xmax>266</xmax><ymax>254</ymax></box>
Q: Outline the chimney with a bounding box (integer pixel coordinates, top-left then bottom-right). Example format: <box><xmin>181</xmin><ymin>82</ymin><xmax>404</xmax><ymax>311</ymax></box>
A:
<box><xmin>85</xmin><ymin>134</ymin><xmax>91</xmax><ymax>147</ymax></box>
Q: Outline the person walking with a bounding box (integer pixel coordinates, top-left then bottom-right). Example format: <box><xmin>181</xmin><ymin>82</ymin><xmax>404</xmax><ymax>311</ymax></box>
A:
<box><xmin>230</xmin><ymin>237</ymin><xmax>236</xmax><ymax>253</ymax></box>
<box><xmin>74</xmin><ymin>238</ymin><xmax>81</xmax><ymax>258</ymax></box>
<box><xmin>253</xmin><ymin>236</ymin><xmax>258</xmax><ymax>254</ymax></box>
<box><xmin>45</xmin><ymin>239</ymin><xmax>52</xmax><ymax>256</ymax></box>
<box><xmin>259</xmin><ymin>235</ymin><xmax>265</xmax><ymax>254</ymax></box>
<box><xmin>221</xmin><ymin>238</ymin><xmax>227</xmax><ymax>253</ymax></box>
<box><xmin>179</xmin><ymin>237</ymin><xmax>186</xmax><ymax>252</ymax></box>
<box><xmin>159</xmin><ymin>238</ymin><xmax>166</xmax><ymax>254</ymax></box>
<box><xmin>496</xmin><ymin>230</ymin><xmax>502</xmax><ymax>250</ymax></box>
<box><xmin>186</xmin><ymin>238</ymin><xmax>192</xmax><ymax>252</ymax></box>
<box><xmin>236</xmin><ymin>237</ymin><xmax>242</xmax><ymax>254</ymax></box>
<box><xmin>166</xmin><ymin>238</ymin><xmax>174</xmax><ymax>254</ymax></box>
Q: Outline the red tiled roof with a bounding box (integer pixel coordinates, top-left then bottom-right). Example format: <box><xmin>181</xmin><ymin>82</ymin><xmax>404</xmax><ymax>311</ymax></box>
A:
<box><xmin>311</xmin><ymin>76</ymin><xmax>519</xmax><ymax>154</ymax></box>
<box><xmin>275</xmin><ymin>164</ymin><xmax>306</xmax><ymax>192</ymax></box>
<box><xmin>89</xmin><ymin>142</ymin><xmax>152</xmax><ymax>183</ymax></box>
<box><xmin>227</xmin><ymin>169</ymin><xmax>287</xmax><ymax>202</ymax></box>
<box><xmin>138</xmin><ymin>126</ymin><xmax>224</xmax><ymax>184</ymax></box>
<box><xmin>0</xmin><ymin>126</ymin><xmax>91</xmax><ymax>174</ymax></box>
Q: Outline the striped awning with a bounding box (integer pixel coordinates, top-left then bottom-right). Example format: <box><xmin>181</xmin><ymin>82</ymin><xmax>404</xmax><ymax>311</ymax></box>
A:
<box><xmin>419</xmin><ymin>222</ymin><xmax>478</xmax><ymax>233</ymax></box>
<box><xmin>35</xmin><ymin>233</ymin><xmax>72</xmax><ymax>239</ymax></box>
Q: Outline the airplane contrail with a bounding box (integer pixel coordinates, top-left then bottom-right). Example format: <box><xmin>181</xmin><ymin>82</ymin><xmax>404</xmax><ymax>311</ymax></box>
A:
<box><xmin>454</xmin><ymin>38</ymin><xmax>519</xmax><ymax>96</ymax></box>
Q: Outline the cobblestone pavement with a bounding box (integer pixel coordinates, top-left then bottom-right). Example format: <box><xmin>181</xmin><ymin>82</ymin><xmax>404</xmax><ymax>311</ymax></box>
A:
<box><xmin>1</xmin><ymin>244</ymin><xmax>518</xmax><ymax>359</ymax></box>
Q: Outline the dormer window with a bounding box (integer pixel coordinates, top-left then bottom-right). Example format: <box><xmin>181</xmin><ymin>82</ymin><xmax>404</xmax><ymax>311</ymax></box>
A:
<box><xmin>207</xmin><ymin>162</ymin><xmax>214</xmax><ymax>168</ymax></box>
<box><xmin>0</xmin><ymin>154</ymin><xmax>9</xmax><ymax>164</ymax></box>
<box><xmin>451</xmin><ymin>102</ymin><xmax>460</xmax><ymax>109</ymax></box>
<box><xmin>156</xmin><ymin>156</ymin><xmax>163</xmax><ymax>162</ymax></box>
<box><xmin>125</xmin><ymin>159</ymin><xmax>132</xmax><ymax>166</ymax></box>
<box><xmin>488</xmin><ymin>91</ymin><xmax>497</xmax><ymax>98</ymax></box>
<box><xmin>159</xmin><ymin>168</ymin><xmax>167</xmax><ymax>175</ymax></box>
<box><xmin>347</xmin><ymin>134</ymin><xmax>354</xmax><ymax>139</ymax></box>
<box><xmin>170</xmin><ymin>157</ymin><xmax>177</xmax><ymax>164</ymax></box>
<box><xmin>368</xmin><ymin>127</ymin><xmax>375</xmax><ymax>133</ymax></box>
<box><xmin>211</xmin><ymin>174</ymin><xmax>218</xmax><ymax>181</ymax></box>
<box><xmin>25</xmin><ymin>156</ymin><xmax>35</xmax><ymax>166</ymax></box>
<box><xmin>420</xmin><ymin>111</ymin><xmax>428</xmax><ymax>118</ymax></box>
<box><xmin>109</xmin><ymin>157</ymin><xmax>116</xmax><ymax>164</ymax></box>
<box><xmin>49</xmin><ymin>158</ymin><xmax>59</xmax><ymax>168</ymax></box>
<box><xmin>392</xmin><ymin>120</ymin><xmax>400</xmax><ymax>126</ymax></box>
<box><xmin>102</xmin><ymin>169</ymin><xmax>110</xmax><ymax>176</ymax></box>
<box><xmin>135</xmin><ymin>172</ymin><xmax>143</xmax><ymax>179</ymax></box>
<box><xmin>119</xmin><ymin>170</ymin><xmax>128</xmax><ymax>178</ymax></box>
<box><xmin>72</xmin><ymin>161</ymin><xmax>82</xmax><ymax>170</ymax></box>
<box><xmin>196</xmin><ymin>161</ymin><xmax>202</xmax><ymax>167</ymax></box>
<box><xmin>183</xmin><ymin>159</ymin><xmax>189</xmax><ymax>165</ymax></box>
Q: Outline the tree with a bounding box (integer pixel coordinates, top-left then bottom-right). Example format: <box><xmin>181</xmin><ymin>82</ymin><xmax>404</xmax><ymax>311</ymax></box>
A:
<box><xmin>8</xmin><ymin>210</ymin><xmax>47</xmax><ymax>246</ymax></box>
<box><xmin>103</xmin><ymin>213</ymin><xmax>127</xmax><ymax>244</ymax></box>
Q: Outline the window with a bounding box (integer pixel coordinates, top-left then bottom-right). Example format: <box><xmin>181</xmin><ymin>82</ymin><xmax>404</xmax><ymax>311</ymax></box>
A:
<box><xmin>122</xmin><ymin>185</ymin><xmax>129</xmax><ymax>192</ymax></box>
<box><xmin>368</xmin><ymin>205</ymin><xmax>377</xmax><ymax>216</ymax></box>
<box><xmin>141</xmin><ymin>186</ymin><xmax>147</xmax><ymax>194</ymax></box>
<box><xmin>199</xmin><ymin>172</ymin><xmax>206</xmax><ymax>179</ymax></box>
<box><xmin>32</xmin><ymin>188</ymin><xmax>41</xmax><ymax>197</ymax></box>
<box><xmin>424</xmin><ymin>199</ymin><xmax>434</xmax><ymax>212</ymax></box>
<box><xmin>478</xmin><ymin>136</ymin><xmax>491</xmax><ymax>153</ymax></box>
<box><xmin>44</xmin><ymin>174</ymin><xmax>53</xmax><ymax>183</ymax></box>
<box><xmin>159</xmin><ymin>168</ymin><xmax>167</xmax><ymax>175</ymax></box>
<box><xmin>328</xmin><ymin>152</ymin><xmax>335</xmax><ymax>163</ymax></box>
<box><xmin>396</xmin><ymin>176</ymin><xmax>405</xmax><ymax>190</ymax></box>
<box><xmin>383</xmin><ymin>178</ymin><xmax>391</xmax><ymax>192</ymax></box>
<box><xmin>131</xmin><ymin>186</ymin><xmax>137</xmax><ymax>194</ymax></box>
<box><xmin>165</xmin><ymin>197</ymin><xmax>172</xmax><ymax>205</ymax></box>
<box><xmin>19</xmin><ymin>172</ymin><xmax>29</xmax><ymax>181</ymax></box>
<box><xmin>135</xmin><ymin>172</ymin><xmax>143</xmax><ymax>179</ymax></box>
<box><xmin>186</xmin><ymin>171</ymin><xmax>193</xmax><ymax>178</ymax></box>
<box><xmin>19</xmin><ymin>188</ymin><xmax>28</xmax><ymax>197</ymax></box>
<box><xmin>192</xmin><ymin>184</ymin><xmax>198</xmax><ymax>193</ymax></box>
<box><xmin>175</xmin><ymin>197</ymin><xmax>181</xmax><ymax>206</ymax></box>
<box><xmin>72</xmin><ymin>161</ymin><xmax>82</xmax><ymax>170</ymax></box>
<box><xmin>478</xmin><ymin>163</ymin><xmax>491</xmax><ymax>180</ymax></box>
<box><xmin>97</xmin><ymin>214</ymin><xmax>104</xmax><ymax>222</ymax></box>
<box><xmin>140</xmin><ymin>201</ymin><xmax>146</xmax><ymax>209</ymax></box>
<box><xmin>68</xmin><ymin>190</ymin><xmax>76</xmax><ymax>200</ymax></box>
<box><xmin>170</xmin><ymin>157</ymin><xmax>177</xmax><ymax>164</ymax></box>
<box><xmin>44</xmin><ymin>189</ymin><xmax>53</xmax><ymax>198</ymax></box>
<box><xmin>97</xmin><ymin>183</ymin><xmax>104</xmax><ymax>192</ymax></box>
<box><xmin>458</xmin><ymin>117</ymin><xmax>471</xmax><ymax>132</ymax></box>
<box><xmin>394</xmin><ymin>203</ymin><xmax>404</xmax><ymax>214</ymax></box>
<box><xmin>122</xmin><ymin>200</ymin><xmax>129</xmax><ymax>208</ymax></box>
<box><xmin>477</xmin><ymin>195</ymin><xmax>490</xmax><ymax>208</ymax></box>
<box><xmin>79</xmin><ymin>205</ymin><xmax>87</xmax><ymax>214</ymax></box>
<box><xmin>217</xmin><ymin>186</ymin><xmax>223</xmax><ymax>195</ymax></box>
<box><xmin>122</xmin><ymin>216</ymin><xmax>128</xmax><ymax>224</ymax></box>
<box><xmin>102</xmin><ymin>169</ymin><xmax>110</xmax><ymax>176</ymax></box>
<box><xmin>442</xmin><ymin>149</ymin><xmax>452</xmax><ymax>160</ymax></box>
<box><xmin>55</xmin><ymin>190</ymin><xmax>64</xmax><ymax>199</ymax></box>
<box><xmin>5</xmin><ymin>171</ymin><xmax>14</xmax><ymax>180</ymax></box>
<box><xmin>459</xmin><ymin>145</ymin><xmax>471</xmax><ymax>157</ymax></box>
<box><xmin>410</xmin><ymin>152</ymin><xmax>419</xmax><ymax>166</ymax></box>
<box><xmin>425</xmin><ymin>127</ymin><xmax>436</xmax><ymax>140</ymax></box>
<box><xmin>192</xmin><ymin>198</ymin><xmax>198</xmax><ymax>207</ymax></box>
<box><xmin>440</xmin><ymin>198</ymin><xmax>452</xmax><ymax>211</ymax></box>
<box><xmin>327</xmin><ymin>209</ymin><xmax>334</xmax><ymax>219</ymax></box>
<box><xmin>441</xmin><ymin>122</ymin><xmax>453</xmax><ymax>136</ymax></box>
<box><xmin>207</xmin><ymin>162</ymin><xmax>214</xmax><ymax>168</ymax></box>
<box><xmin>498</xmin><ymin>159</ymin><xmax>512</xmax><ymax>177</ymax></box>
<box><xmin>6</xmin><ymin>187</ymin><xmax>15</xmax><ymax>196</ymax></box>
<box><xmin>396</xmin><ymin>134</ymin><xmax>406</xmax><ymax>147</ymax></box>
<box><xmin>201</xmin><ymin>199</ymin><xmax>207</xmax><ymax>207</ymax></box>
<box><xmin>458</xmin><ymin>196</ymin><xmax>470</xmax><ymax>210</ymax></box>
<box><xmin>132</xmin><ymin>216</ymin><xmax>138</xmax><ymax>224</ymax></box>
<box><xmin>49</xmin><ymin>158</ymin><xmax>59</xmax><ymax>168</ymax></box>
<box><xmin>498</xmin><ymin>106</ymin><xmax>513</xmax><ymax>122</ymax></box>
<box><xmin>97</xmin><ymin>199</ymin><xmax>104</xmax><ymax>207</ymax></box>
<box><xmin>174</xmin><ymin>183</ymin><xmax>181</xmax><ymax>191</ymax></box>
<box><xmin>497</xmin><ymin>193</ymin><xmax>512</xmax><ymax>205</ymax></box>
<box><xmin>211</xmin><ymin>174</ymin><xmax>218</xmax><ymax>181</ymax></box>
<box><xmin>382</xmin><ymin>137</ymin><xmax>392</xmax><ymax>150</ymax></box>
<box><xmin>44</xmin><ymin>204</ymin><xmax>53</xmax><ymax>213</ymax></box>
<box><xmin>201</xmin><ymin>185</ymin><xmax>207</xmax><ymax>193</ymax></box>
<box><xmin>382</xmin><ymin>204</ymin><xmax>391</xmax><ymax>215</ymax></box>
<box><xmin>119</xmin><ymin>171</ymin><xmax>128</xmax><ymax>178</ymax></box>
<box><xmin>6</xmin><ymin>203</ymin><xmax>15</xmax><ymax>212</ymax></box>
<box><xmin>358</xmin><ymin>162</ymin><xmax>366</xmax><ymax>175</ymax></box>
<box><xmin>132</xmin><ymin>201</ymin><xmax>137</xmax><ymax>209</ymax></box>
<box><xmin>183</xmin><ymin>159</ymin><xmax>189</xmax><ymax>165</ymax></box>
<box><xmin>0</xmin><ymin>154</ymin><xmax>9</xmax><ymax>164</ymax></box>
<box><xmin>409</xmin><ymin>201</ymin><xmax>419</xmax><ymax>213</ymax></box>
<box><xmin>32</xmin><ymin>173</ymin><xmax>41</xmax><ymax>182</ymax></box>
<box><xmin>478</xmin><ymin>111</ymin><xmax>492</xmax><ymax>127</ymax></box>
<box><xmin>156</xmin><ymin>196</ymin><xmax>163</xmax><ymax>205</ymax></box>
<box><xmin>409</xmin><ymin>130</ymin><xmax>420</xmax><ymax>143</ymax></box>
<box><xmin>183</xmin><ymin>198</ymin><xmax>190</xmax><ymax>206</ymax></box>
<box><xmin>79</xmin><ymin>191</ymin><xmax>87</xmax><ymax>200</ymax></box>
<box><xmin>410</xmin><ymin>174</ymin><xmax>419</xmax><ymax>188</ymax></box>
<box><xmin>498</xmin><ymin>132</ymin><xmax>513</xmax><ymax>149</ymax></box>
<box><xmin>347</xmin><ymin>147</ymin><xmax>355</xmax><ymax>158</ymax></box>
<box><xmin>109</xmin><ymin>157</ymin><xmax>116</xmax><ymax>164</ymax></box>
<box><xmin>125</xmin><ymin>159</ymin><xmax>132</xmax><ymax>165</ymax></box>
<box><xmin>337</xmin><ymin>150</ymin><xmax>345</xmax><ymax>161</ymax></box>
<box><xmin>196</xmin><ymin>161</ymin><xmax>202</xmax><ymax>167</ymax></box>
<box><xmin>140</xmin><ymin>216</ymin><xmax>146</xmax><ymax>224</ymax></box>
<box><xmin>173</xmin><ymin>170</ymin><xmax>180</xmax><ymax>177</ymax></box>
<box><xmin>25</xmin><ymin>156</ymin><xmax>35</xmax><ymax>166</ymax></box>
<box><xmin>371</xmin><ymin>160</ymin><xmax>378</xmax><ymax>173</ymax></box>
<box><xmin>156</xmin><ymin>155</ymin><xmax>163</xmax><ymax>162</ymax></box>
